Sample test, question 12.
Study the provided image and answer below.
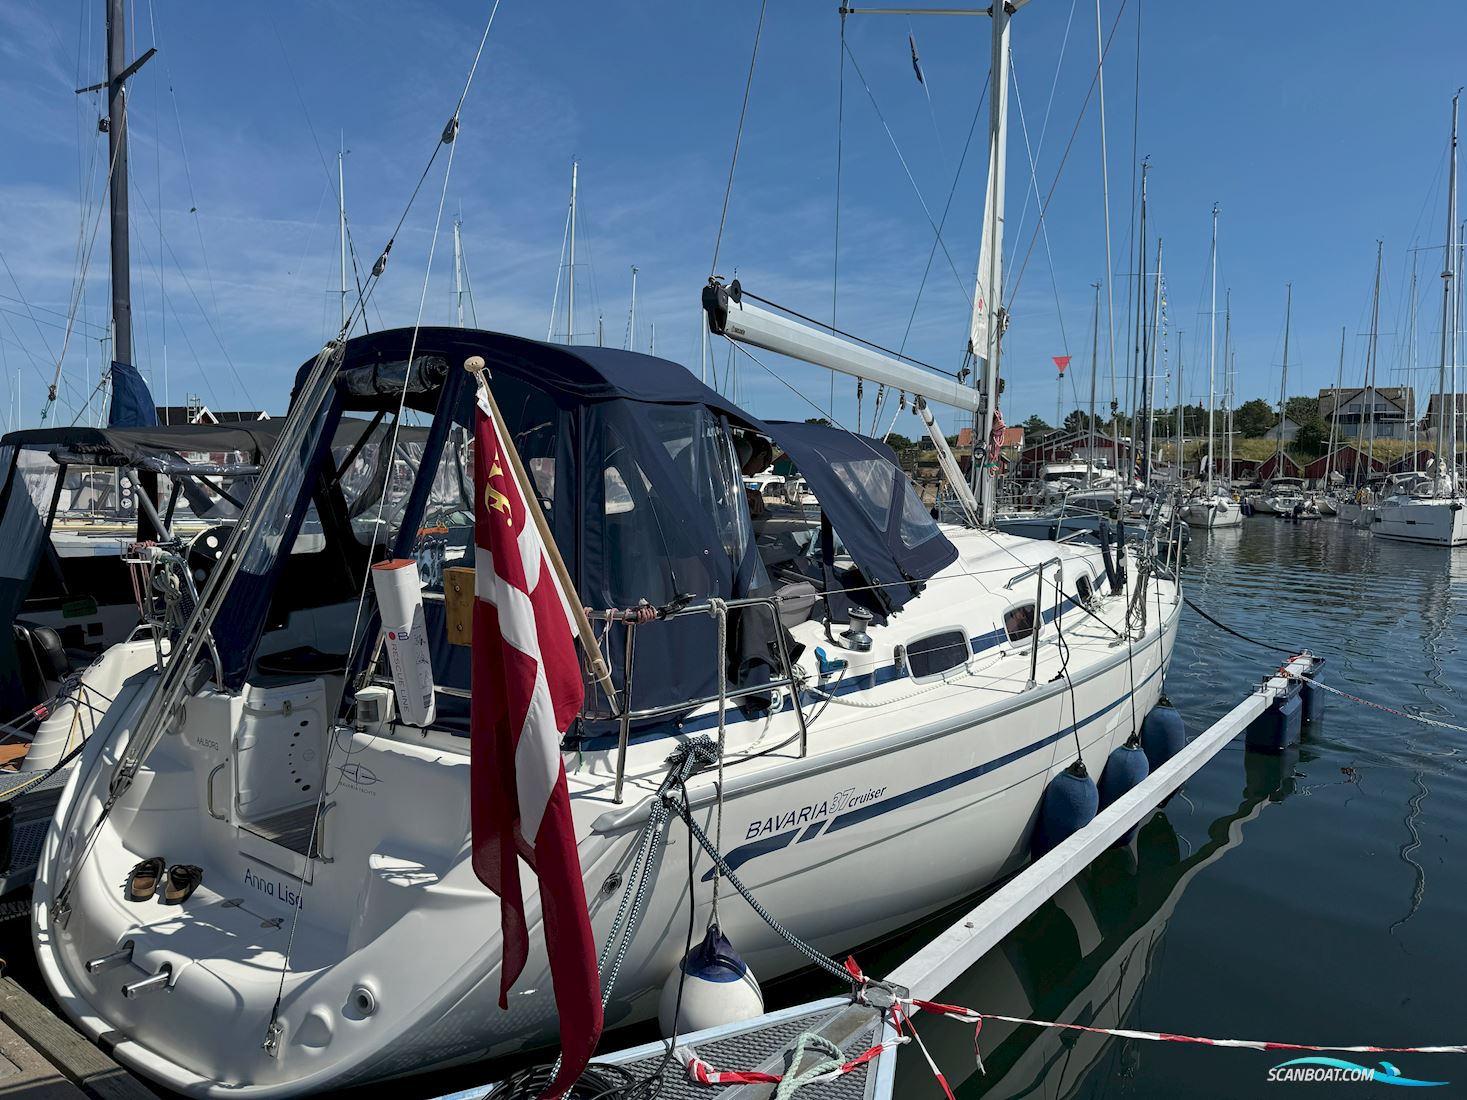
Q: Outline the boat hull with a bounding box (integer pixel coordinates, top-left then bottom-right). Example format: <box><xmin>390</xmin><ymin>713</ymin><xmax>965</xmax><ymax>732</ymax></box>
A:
<box><xmin>1371</xmin><ymin>498</ymin><xmax>1467</xmax><ymax>545</ymax></box>
<box><xmin>1181</xmin><ymin>498</ymin><xmax>1242</xmax><ymax>529</ymax></box>
<box><xmin>34</xmin><ymin>581</ymin><xmax>1181</xmax><ymax>1097</ymax></box>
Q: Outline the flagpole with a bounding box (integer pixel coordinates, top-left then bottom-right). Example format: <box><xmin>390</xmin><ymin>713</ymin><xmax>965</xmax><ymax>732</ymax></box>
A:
<box><xmin>464</xmin><ymin>356</ymin><xmax>618</xmax><ymax>704</ymax></box>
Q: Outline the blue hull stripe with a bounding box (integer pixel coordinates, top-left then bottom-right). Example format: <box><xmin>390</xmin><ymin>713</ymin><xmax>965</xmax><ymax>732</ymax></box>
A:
<box><xmin>715</xmin><ymin>660</ymin><xmax>1164</xmax><ymax>874</ymax></box>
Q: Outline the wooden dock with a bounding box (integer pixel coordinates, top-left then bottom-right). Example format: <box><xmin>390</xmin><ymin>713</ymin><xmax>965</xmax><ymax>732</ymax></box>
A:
<box><xmin>0</xmin><ymin>976</ymin><xmax>154</xmax><ymax>1100</ymax></box>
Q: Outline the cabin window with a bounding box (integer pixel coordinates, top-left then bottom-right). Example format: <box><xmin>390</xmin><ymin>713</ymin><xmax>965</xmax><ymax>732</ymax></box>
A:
<box><xmin>1004</xmin><ymin>602</ymin><xmax>1036</xmax><ymax>644</ymax></box>
<box><xmin>1075</xmin><ymin>572</ymin><xmax>1093</xmax><ymax>604</ymax></box>
<box><xmin>904</xmin><ymin>629</ymin><xmax>970</xmax><ymax>682</ymax></box>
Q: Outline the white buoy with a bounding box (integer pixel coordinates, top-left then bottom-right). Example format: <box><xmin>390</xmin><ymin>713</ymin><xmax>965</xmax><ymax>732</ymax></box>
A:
<box><xmin>658</xmin><ymin>924</ymin><xmax>764</xmax><ymax>1036</ymax></box>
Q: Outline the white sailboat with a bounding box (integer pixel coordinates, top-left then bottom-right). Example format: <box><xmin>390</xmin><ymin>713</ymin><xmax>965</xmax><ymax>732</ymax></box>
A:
<box><xmin>32</xmin><ymin>9</ymin><xmax>1181</xmax><ymax>1098</ymax></box>
<box><xmin>1374</xmin><ymin>94</ymin><xmax>1467</xmax><ymax>546</ymax></box>
<box><xmin>1183</xmin><ymin>206</ymin><xmax>1241</xmax><ymax>529</ymax></box>
<box><xmin>1253</xmin><ymin>286</ymin><xmax>1309</xmax><ymax>516</ymax></box>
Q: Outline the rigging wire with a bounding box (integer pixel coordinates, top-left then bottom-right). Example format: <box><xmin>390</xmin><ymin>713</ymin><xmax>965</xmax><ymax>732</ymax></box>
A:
<box><xmin>841</xmin><ymin>39</ymin><xmax>972</xmax><ymax>306</ymax></box>
<box><xmin>129</xmin><ymin>186</ymin><xmax>254</xmax><ymax>406</ymax></box>
<box><xmin>41</xmin><ymin>99</ymin><xmax>127</xmax><ymax>423</ymax></box>
<box><xmin>264</xmin><ymin>2</ymin><xmax>505</xmax><ymax>1039</ymax></box>
<box><xmin>832</xmin><ymin>6</ymin><xmax>846</xmax><ymax>419</ymax></box>
<box><xmin>1004</xmin><ymin>0</ymin><xmax>1129</xmax><ymax>313</ymax></box>
<box><xmin>709</xmin><ymin>0</ymin><xmax>769</xmax><ymax>278</ymax></box>
<box><xmin>547</xmin><ymin>198</ymin><xmax>574</xmax><ymax>341</ymax></box>
<box><xmin>1009</xmin><ymin>0</ymin><xmax>1080</xmax><ymax>253</ymax></box>
<box><xmin>1009</xmin><ymin>49</ymin><xmax>1070</xmax><ymax>360</ymax></box>
<box><xmin>897</xmin><ymin>73</ymin><xmax>990</xmax><ymax>360</ymax></box>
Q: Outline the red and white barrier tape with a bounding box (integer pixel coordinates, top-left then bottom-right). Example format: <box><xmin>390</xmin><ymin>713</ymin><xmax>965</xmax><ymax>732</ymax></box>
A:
<box><xmin>680</xmin><ymin>952</ymin><xmax>1467</xmax><ymax>1093</ymax></box>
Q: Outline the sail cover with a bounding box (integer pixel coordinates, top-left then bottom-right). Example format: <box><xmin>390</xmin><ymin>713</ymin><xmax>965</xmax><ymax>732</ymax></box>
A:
<box><xmin>768</xmin><ymin>421</ymin><xmax>957</xmax><ymax>614</ymax></box>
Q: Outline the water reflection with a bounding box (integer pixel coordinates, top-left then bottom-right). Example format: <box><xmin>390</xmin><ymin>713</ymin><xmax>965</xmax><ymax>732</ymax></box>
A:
<box><xmin>896</xmin><ymin>520</ymin><xmax>1466</xmax><ymax>1099</ymax></box>
<box><xmin>886</xmin><ymin>748</ymin><xmax>1301</xmax><ymax>1098</ymax></box>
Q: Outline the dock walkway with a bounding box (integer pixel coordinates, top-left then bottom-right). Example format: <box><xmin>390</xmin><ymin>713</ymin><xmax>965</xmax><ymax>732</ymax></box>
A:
<box><xmin>0</xmin><ymin>976</ymin><xmax>154</xmax><ymax>1099</ymax></box>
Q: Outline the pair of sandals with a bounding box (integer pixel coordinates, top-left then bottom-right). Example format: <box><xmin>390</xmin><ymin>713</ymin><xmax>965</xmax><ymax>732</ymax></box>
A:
<box><xmin>126</xmin><ymin>858</ymin><xmax>203</xmax><ymax>905</ymax></box>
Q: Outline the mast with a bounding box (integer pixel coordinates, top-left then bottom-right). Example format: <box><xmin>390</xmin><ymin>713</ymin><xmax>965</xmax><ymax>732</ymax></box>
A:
<box><xmin>1363</xmin><ymin>240</ymin><xmax>1383</xmax><ymax>486</ymax></box>
<box><xmin>1224</xmin><ymin>295</ymin><xmax>1234</xmax><ymax>484</ymax></box>
<box><xmin>568</xmin><ymin>159</ymin><xmax>578</xmax><ymax>344</ymax></box>
<box><xmin>1407</xmin><ymin>257</ymin><xmax>1419</xmax><ymax>471</ymax></box>
<box><xmin>627</xmin><ymin>265</ymin><xmax>638</xmax><ymax>350</ymax></box>
<box><xmin>339</xmin><ymin>135</ymin><xmax>349</xmax><ymax>330</ymax></box>
<box><xmin>1087</xmin><ymin>281</ymin><xmax>1100</xmax><ymax>487</ymax></box>
<box><xmin>1436</xmin><ymin>94</ymin><xmax>1458</xmax><ymax>495</ymax></box>
<box><xmin>453</xmin><ymin>219</ymin><xmax>465</xmax><ymax>329</ymax></box>
<box><xmin>1176</xmin><ymin>331</ymin><xmax>1185</xmax><ymax>478</ymax></box>
<box><xmin>106</xmin><ymin>0</ymin><xmax>134</xmax><ymax>371</ymax></box>
<box><xmin>1132</xmin><ymin>161</ymin><xmax>1150</xmax><ymax>486</ymax></box>
<box><xmin>970</xmin><ymin>0</ymin><xmax>1011</xmax><ymax>523</ymax></box>
<box><xmin>1275</xmin><ymin>284</ymin><xmax>1292</xmax><ymax>477</ymax></box>
<box><xmin>1324</xmin><ymin>326</ymin><xmax>1344</xmax><ymax>488</ymax></box>
<box><xmin>1206</xmin><ymin>204</ymin><xmax>1219</xmax><ymax>497</ymax></box>
<box><xmin>1144</xmin><ymin>236</ymin><xmax>1162</xmax><ymax>488</ymax></box>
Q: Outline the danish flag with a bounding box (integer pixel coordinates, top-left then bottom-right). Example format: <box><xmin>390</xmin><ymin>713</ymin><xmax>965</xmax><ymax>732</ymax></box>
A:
<box><xmin>471</xmin><ymin>380</ymin><xmax>601</xmax><ymax>1097</ymax></box>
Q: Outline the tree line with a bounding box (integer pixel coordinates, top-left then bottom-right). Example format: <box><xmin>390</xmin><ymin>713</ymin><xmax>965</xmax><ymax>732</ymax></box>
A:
<box><xmin>1019</xmin><ymin>396</ymin><xmax>1339</xmax><ymax>455</ymax></box>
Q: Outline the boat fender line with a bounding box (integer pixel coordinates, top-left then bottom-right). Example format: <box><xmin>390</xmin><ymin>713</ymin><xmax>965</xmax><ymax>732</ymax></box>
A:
<box><xmin>658</xmin><ymin>922</ymin><xmax>765</xmax><ymax>1036</ymax></box>
<box><xmin>1031</xmin><ymin>761</ymin><xmax>1099</xmax><ymax>860</ymax></box>
<box><xmin>596</xmin><ymin>738</ymin><xmax>718</xmax><ymax>1005</ymax></box>
<box><xmin>667</xmin><ymin>793</ymin><xmax>852</xmax><ymax>983</ymax></box>
<box><xmin>1139</xmin><ymin>700</ymin><xmax>1185</xmax><ymax>772</ymax></box>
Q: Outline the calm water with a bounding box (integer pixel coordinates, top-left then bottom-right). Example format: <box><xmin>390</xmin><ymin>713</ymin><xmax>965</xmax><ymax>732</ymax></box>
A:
<box><xmin>5</xmin><ymin>518</ymin><xmax>1464</xmax><ymax>1098</ymax></box>
<box><xmin>891</xmin><ymin>517</ymin><xmax>1467</xmax><ymax>1099</ymax></box>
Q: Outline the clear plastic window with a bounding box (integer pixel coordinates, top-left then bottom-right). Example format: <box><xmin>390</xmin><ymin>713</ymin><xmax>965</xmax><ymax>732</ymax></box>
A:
<box><xmin>830</xmin><ymin>458</ymin><xmax>894</xmax><ymax>535</ymax></box>
<box><xmin>898</xmin><ymin>479</ymin><xmax>942</xmax><ymax>549</ymax></box>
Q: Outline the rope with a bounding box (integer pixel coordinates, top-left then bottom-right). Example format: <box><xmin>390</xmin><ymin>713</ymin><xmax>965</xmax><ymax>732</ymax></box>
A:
<box><xmin>1182</xmin><ymin>594</ymin><xmax>1298</xmax><ymax>656</ymax></box>
<box><xmin>709</xmin><ymin>0</ymin><xmax>769</xmax><ymax>277</ymax></box>
<box><xmin>1286</xmin><ymin>674</ymin><xmax>1467</xmax><ymax>736</ymax></box>
<box><xmin>773</xmin><ymin>1033</ymin><xmax>846</xmax><ymax>1100</ymax></box>
<box><xmin>668</xmin><ymin>796</ymin><xmax>851</xmax><ymax>983</ymax></box>
<box><xmin>0</xmin><ymin>739</ymin><xmax>87</xmax><ymax>803</ymax></box>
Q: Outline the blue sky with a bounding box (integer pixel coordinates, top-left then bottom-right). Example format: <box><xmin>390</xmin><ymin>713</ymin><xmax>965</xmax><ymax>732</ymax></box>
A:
<box><xmin>2</xmin><ymin>1</ymin><xmax>1466</xmax><ymax>438</ymax></box>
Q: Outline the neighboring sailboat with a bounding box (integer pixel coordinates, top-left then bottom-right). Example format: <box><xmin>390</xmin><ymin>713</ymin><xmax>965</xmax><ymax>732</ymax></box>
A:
<box><xmin>1374</xmin><ymin>94</ymin><xmax>1467</xmax><ymax>546</ymax></box>
<box><xmin>1183</xmin><ymin>206</ymin><xmax>1241</xmax><ymax>529</ymax></box>
<box><xmin>1254</xmin><ymin>286</ymin><xmax>1310</xmax><ymax>516</ymax></box>
<box><xmin>32</xmin><ymin>8</ymin><xmax>1181</xmax><ymax>1096</ymax></box>
<box><xmin>1318</xmin><ymin>327</ymin><xmax>1346</xmax><ymax>516</ymax></box>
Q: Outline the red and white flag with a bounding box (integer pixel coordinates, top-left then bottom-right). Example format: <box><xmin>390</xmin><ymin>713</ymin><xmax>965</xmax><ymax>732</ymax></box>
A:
<box><xmin>471</xmin><ymin>383</ymin><xmax>602</xmax><ymax>1097</ymax></box>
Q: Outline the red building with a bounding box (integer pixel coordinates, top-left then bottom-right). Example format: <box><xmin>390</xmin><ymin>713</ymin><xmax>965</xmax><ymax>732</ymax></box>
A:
<box><xmin>1300</xmin><ymin>445</ymin><xmax>1384</xmax><ymax>484</ymax></box>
